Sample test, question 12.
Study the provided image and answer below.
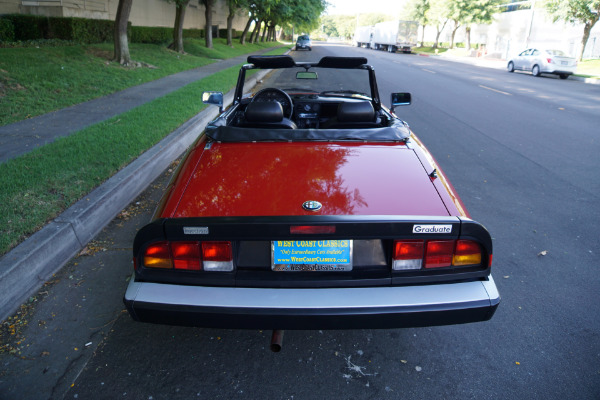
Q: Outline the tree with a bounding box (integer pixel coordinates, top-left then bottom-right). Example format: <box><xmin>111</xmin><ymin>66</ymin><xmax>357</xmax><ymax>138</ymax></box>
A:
<box><xmin>226</xmin><ymin>0</ymin><xmax>246</xmax><ymax>46</ymax></box>
<box><xmin>405</xmin><ymin>0</ymin><xmax>430</xmax><ymax>47</ymax></box>
<box><xmin>463</xmin><ymin>0</ymin><xmax>501</xmax><ymax>50</ymax></box>
<box><xmin>239</xmin><ymin>5</ymin><xmax>256</xmax><ymax>45</ymax></box>
<box><xmin>427</xmin><ymin>0</ymin><xmax>450</xmax><ymax>48</ymax></box>
<box><xmin>167</xmin><ymin>0</ymin><xmax>190</xmax><ymax>53</ymax></box>
<box><xmin>113</xmin><ymin>0</ymin><xmax>133</xmax><ymax>65</ymax></box>
<box><xmin>447</xmin><ymin>0</ymin><xmax>471</xmax><ymax>48</ymax></box>
<box><xmin>545</xmin><ymin>0</ymin><xmax>600</xmax><ymax>61</ymax></box>
<box><xmin>201</xmin><ymin>0</ymin><xmax>216</xmax><ymax>48</ymax></box>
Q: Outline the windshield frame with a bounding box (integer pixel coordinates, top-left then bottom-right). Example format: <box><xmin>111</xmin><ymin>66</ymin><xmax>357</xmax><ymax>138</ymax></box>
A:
<box><xmin>233</xmin><ymin>56</ymin><xmax>382</xmax><ymax>111</ymax></box>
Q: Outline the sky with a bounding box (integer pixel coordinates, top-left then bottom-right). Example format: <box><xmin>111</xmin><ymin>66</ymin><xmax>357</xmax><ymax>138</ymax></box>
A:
<box><xmin>325</xmin><ymin>0</ymin><xmax>409</xmax><ymax>16</ymax></box>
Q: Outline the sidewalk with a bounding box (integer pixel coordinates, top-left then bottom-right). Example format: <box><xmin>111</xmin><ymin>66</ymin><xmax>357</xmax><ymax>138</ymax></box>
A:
<box><xmin>0</xmin><ymin>48</ymin><xmax>273</xmax><ymax>163</ymax></box>
<box><xmin>0</xmin><ymin>49</ymin><xmax>276</xmax><ymax>322</ymax></box>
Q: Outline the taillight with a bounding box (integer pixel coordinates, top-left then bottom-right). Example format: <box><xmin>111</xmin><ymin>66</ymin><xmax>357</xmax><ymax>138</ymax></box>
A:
<box><xmin>425</xmin><ymin>240</ymin><xmax>454</xmax><ymax>268</ymax></box>
<box><xmin>171</xmin><ymin>242</ymin><xmax>201</xmax><ymax>271</ymax></box>
<box><xmin>141</xmin><ymin>241</ymin><xmax>233</xmax><ymax>272</ymax></box>
<box><xmin>202</xmin><ymin>241</ymin><xmax>233</xmax><ymax>271</ymax></box>
<box><xmin>392</xmin><ymin>239</ymin><xmax>485</xmax><ymax>271</ymax></box>
<box><xmin>547</xmin><ymin>58</ymin><xmax>553</xmax><ymax>64</ymax></box>
<box><xmin>453</xmin><ymin>240</ymin><xmax>482</xmax><ymax>266</ymax></box>
<box><xmin>392</xmin><ymin>240</ymin><xmax>424</xmax><ymax>270</ymax></box>
<box><xmin>143</xmin><ymin>242</ymin><xmax>172</xmax><ymax>269</ymax></box>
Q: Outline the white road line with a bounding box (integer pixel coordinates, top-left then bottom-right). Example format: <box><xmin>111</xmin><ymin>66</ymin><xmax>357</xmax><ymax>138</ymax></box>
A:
<box><xmin>479</xmin><ymin>85</ymin><xmax>512</xmax><ymax>96</ymax></box>
<box><xmin>422</xmin><ymin>69</ymin><xmax>436</xmax><ymax>74</ymax></box>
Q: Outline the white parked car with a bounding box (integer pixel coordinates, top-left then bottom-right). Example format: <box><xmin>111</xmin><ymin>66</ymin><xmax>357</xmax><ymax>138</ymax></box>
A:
<box><xmin>507</xmin><ymin>48</ymin><xmax>577</xmax><ymax>79</ymax></box>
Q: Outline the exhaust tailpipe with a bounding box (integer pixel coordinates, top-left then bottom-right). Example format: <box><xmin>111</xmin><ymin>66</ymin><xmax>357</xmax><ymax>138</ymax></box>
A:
<box><xmin>270</xmin><ymin>330</ymin><xmax>284</xmax><ymax>352</ymax></box>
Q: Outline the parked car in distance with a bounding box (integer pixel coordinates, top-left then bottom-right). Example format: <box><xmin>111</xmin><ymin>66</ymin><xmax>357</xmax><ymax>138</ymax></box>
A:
<box><xmin>295</xmin><ymin>35</ymin><xmax>312</xmax><ymax>51</ymax></box>
<box><xmin>123</xmin><ymin>54</ymin><xmax>500</xmax><ymax>336</ymax></box>
<box><xmin>507</xmin><ymin>48</ymin><xmax>577</xmax><ymax>79</ymax></box>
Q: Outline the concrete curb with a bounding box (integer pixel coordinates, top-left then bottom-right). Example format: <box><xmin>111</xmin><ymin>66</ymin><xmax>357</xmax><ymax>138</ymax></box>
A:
<box><xmin>0</xmin><ymin>70</ymin><xmax>268</xmax><ymax>322</ymax></box>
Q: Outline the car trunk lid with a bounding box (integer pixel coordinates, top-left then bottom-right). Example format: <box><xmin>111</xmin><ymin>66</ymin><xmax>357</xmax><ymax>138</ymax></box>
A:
<box><xmin>169</xmin><ymin>141</ymin><xmax>449</xmax><ymax>218</ymax></box>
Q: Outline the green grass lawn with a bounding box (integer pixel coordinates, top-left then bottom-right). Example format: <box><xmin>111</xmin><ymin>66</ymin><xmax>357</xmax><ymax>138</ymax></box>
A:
<box><xmin>411</xmin><ymin>46</ymin><xmax>449</xmax><ymax>55</ymax></box>
<box><xmin>576</xmin><ymin>58</ymin><xmax>600</xmax><ymax>78</ymax></box>
<box><xmin>0</xmin><ymin>38</ymin><xmax>281</xmax><ymax>126</ymax></box>
<box><xmin>0</xmin><ymin>44</ymin><xmax>291</xmax><ymax>255</ymax></box>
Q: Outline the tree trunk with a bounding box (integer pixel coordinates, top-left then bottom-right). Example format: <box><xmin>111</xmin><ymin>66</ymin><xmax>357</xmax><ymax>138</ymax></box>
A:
<box><xmin>250</xmin><ymin>20</ymin><xmax>262</xmax><ymax>43</ymax></box>
<box><xmin>226</xmin><ymin>10</ymin><xmax>234</xmax><ymax>46</ymax></box>
<box><xmin>240</xmin><ymin>15</ymin><xmax>253</xmax><ymax>45</ymax></box>
<box><xmin>170</xmin><ymin>0</ymin><xmax>190</xmax><ymax>53</ymax></box>
<box><xmin>203</xmin><ymin>0</ymin><xmax>214</xmax><ymax>49</ymax></box>
<box><xmin>578</xmin><ymin>23</ymin><xmax>592</xmax><ymax>61</ymax></box>
<box><xmin>450</xmin><ymin>22</ymin><xmax>460</xmax><ymax>49</ymax></box>
<box><xmin>260</xmin><ymin>21</ymin><xmax>268</xmax><ymax>42</ymax></box>
<box><xmin>420</xmin><ymin>25</ymin><xmax>426</xmax><ymax>47</ymax></box>
<box><xmin>465</xmin><ymin>26</ymin><xmax>471</xmax><ymax>50</ymax></box>
<box><xmin>433</xmin><ymin>20</ymin><xmax>448</xmax><ymax>49</ymax></box>
<box><xmin>113</xmin><ymin>0</ymin><xmax>133</xmax><ymax>66</ymax></box>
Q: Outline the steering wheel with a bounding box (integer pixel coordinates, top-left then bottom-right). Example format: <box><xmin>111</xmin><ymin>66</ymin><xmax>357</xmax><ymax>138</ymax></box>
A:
<box><xmin>251</xmin><ymin>88</ymin><xmax>294</xmax><ymax>119</ymax></box>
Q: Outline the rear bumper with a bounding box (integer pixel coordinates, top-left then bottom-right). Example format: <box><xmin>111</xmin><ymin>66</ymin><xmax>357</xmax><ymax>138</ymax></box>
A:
<box><xmin>544</xmin><ymin>67</ymin><xmax>576</xmax><ymax>75</ymax></box>
<box><xmin>124</xmin><ymin>276</ymin><xmax>500</xmax><ymax>330</ymax></box>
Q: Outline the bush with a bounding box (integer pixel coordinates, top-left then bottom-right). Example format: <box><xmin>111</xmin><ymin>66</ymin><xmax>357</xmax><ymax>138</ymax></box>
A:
<box><xmin>4</xmin><ymin>14</ymin><xmax>47</xmax><ymax>40</ymax></box>
<box><xmin>70</xmin><ymin>18</ymin><xmax>114</xmax><ymax>43</ymax></box>
<box><xmin>0</xmin><ymin>14</ymin><xmax>114</xmax><ymax>43</ymax></box>
<box><xmin>0</xmin><ymin>18</ymin><xmax>15</xmax><ymax>42</ymax></box>
<box><xmin>131</xmin><ymin>26</ymin><xmax>172</xmax><ymax>44</ymax></box>
<box><xmin>183</xmin><ymin>28</ymin><xmax>204</xmax><ymax>39</ymax></box>
<box><xmin>217</xmin><ymin>29</ymin><xmax>242</xmax><ymax>39</ymax></box>
<box><xmin>0</xmin><ymin>15</ymin><xmax>212</xmax><ymax>45</ymax></box>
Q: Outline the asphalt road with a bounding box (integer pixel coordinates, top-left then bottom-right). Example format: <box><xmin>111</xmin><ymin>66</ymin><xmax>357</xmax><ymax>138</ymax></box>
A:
<box><xmin>1</xmin><ymin>42</ymin><xmax>599</xmax><ymax>400</ymax></box>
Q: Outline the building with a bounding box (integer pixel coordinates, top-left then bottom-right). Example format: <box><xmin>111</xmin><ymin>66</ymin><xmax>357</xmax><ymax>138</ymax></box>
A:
<box><xmin>423</xmin><ymin>6</ymin><xmax>600</xmax><ymax>59</ymax></box>
<box><xmin>0</xmin><ymin>0</ymin><xmax>249</xmax><ymax>33</ymax></box>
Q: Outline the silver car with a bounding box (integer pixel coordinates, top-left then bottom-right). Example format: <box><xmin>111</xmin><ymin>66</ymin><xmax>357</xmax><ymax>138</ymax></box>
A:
<box><xmin>507</xmin><ymin>48</ymin><xmax>577</xmax><ymax>79</ymax></box>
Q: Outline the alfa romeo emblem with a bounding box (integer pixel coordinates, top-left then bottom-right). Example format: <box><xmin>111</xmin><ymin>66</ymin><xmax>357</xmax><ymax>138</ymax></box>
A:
<box><xmin>302</xmin><ymin>200</ymin><xmax>322</xmax><ymax>212</ymax></box>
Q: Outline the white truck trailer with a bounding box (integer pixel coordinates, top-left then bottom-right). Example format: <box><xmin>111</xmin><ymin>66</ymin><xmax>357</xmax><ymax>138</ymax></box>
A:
<box><xmin>354</xmin><ymin>25</ymin><xmax>373</xmax><ymax>48</ymax></box>
<box><xmin>370</xmin><ymin>20</ymin><xmax>418</xmax><ymax>53</ymax></box>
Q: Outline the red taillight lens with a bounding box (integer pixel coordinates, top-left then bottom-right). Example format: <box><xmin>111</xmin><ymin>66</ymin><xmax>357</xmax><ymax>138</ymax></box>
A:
<box><xmin>290</xmin><ymin>225</ymin><xmax>336</xmax><ymax>234</ymax></box>
<box><xmin>172</xmin><ymin>241</ymin><xmax>201</xmax><ymax>270</ymax></box>
<box><xmin>392</xmin><ymin>240</ymin><xmax>424</xmax><ymax>270</ymax></box>
<box><xmin>547</xmin><ymin>58</ymin><xmax>552</xmax><ymax>64</ymax></box>
<box><xmin>143</xmin><ymin>242</ymin><xmax>173</xmax><ymax>269</ymax></box>
<box><xmin>202</xmin><ymin>241</ymin><xmax>233</xmax><ymax>271</ymax></box>
<box><xmin>453</xmin><ymin>240</ymin><xmax>482</xmax><ymax>266</ymax></box>
<box><xmin>202</xmin><ymin>241</ymin><xmax>232</xmax><ymax>261</ymax></box>
<box><xmin>425</xmin><ymin>240</ymin><xmax>454</xmax><ymax>268</ymax></box>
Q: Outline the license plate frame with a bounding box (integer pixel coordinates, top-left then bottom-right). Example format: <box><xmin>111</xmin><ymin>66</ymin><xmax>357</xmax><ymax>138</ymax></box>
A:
<box><xmin>271</xmin><ymin>240</ymin><xmax>353</xmax><ymax>271</ymax></box>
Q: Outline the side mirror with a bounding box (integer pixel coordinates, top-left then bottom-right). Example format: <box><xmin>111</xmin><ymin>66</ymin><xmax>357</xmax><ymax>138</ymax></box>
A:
<box><xmin>202</xmin><ymin>91</ymin><xmax>224</xmax><ymax>112</ymax></box>
<box><xmin>390</xmin><ymin>92</ymin><xmax>411</xmax><ymax>114</ymax></box>
<box><xmin>296</xmin><ymin>71</ymin><xmax>318</xmax><ymax>79</ymax></box>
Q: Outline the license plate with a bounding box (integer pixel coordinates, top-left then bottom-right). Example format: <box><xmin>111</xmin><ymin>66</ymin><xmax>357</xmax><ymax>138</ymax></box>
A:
<box><xmin>561</xmin><ymin>61</ymin><xmax>568</xmax><ymax>65</ymax></box>
<box><xmin>272</xmin><ymin>240</ymin><xmax>353</xmax><ymax>271</ymax></box>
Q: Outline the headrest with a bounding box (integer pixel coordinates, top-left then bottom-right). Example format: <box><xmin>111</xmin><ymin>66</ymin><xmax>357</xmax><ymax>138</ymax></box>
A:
<box><xmin>317</xmin><ymin>56</ymin><xmax>368</xmax><ymax>69</ymax></box>
<box><xmin>337</xmin><ymin>102</ymin><xmax>375</xmax><ymax>122</ymax></box>
<box><xmin>245</xmin><ymin>102</ymin><xmax>284</xmax><ymax>123</ymax></box>
<box><xmin>247</xmin><ymin>55</ymin><xmax>296</xmax><ymax>68</ymax></box>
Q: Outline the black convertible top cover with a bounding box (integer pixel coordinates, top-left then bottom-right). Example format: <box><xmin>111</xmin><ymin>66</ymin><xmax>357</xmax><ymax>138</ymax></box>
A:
<box><xmin>205</xmin><ymin>120</ymin><xmax>410</xmax><ymax>142</ymax></box>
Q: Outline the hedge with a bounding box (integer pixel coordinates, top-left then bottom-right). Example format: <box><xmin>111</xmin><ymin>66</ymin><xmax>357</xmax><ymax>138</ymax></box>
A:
<box><xmin>183</xmin><ymin>28</ymin><xmax>204</xmax><ymax>39</ymax></box>
<box><xmin>0</xmin><ymin>14</ymin><xmax>114</xmax><ymax>43</ymax></box>
<box><xmin>0</xmin><ymin>18</ymin><xmax>14</xmax><ymax>42</ymax></box>
<box><xmin>130</xmin><ymin>26</ymin><xmax>171</xmax><ymax>44</ymax></box>
<box><xmin>0</xmin><ymin>14</ymin><xmax>210</xmax><ymax>44</ymax></box>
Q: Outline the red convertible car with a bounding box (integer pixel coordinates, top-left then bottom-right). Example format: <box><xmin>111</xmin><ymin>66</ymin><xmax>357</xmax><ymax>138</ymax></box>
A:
<box><xmin>124</xmin><ymin>55</ymin><xmax>499</xmax><ymax>335</ymax></box>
